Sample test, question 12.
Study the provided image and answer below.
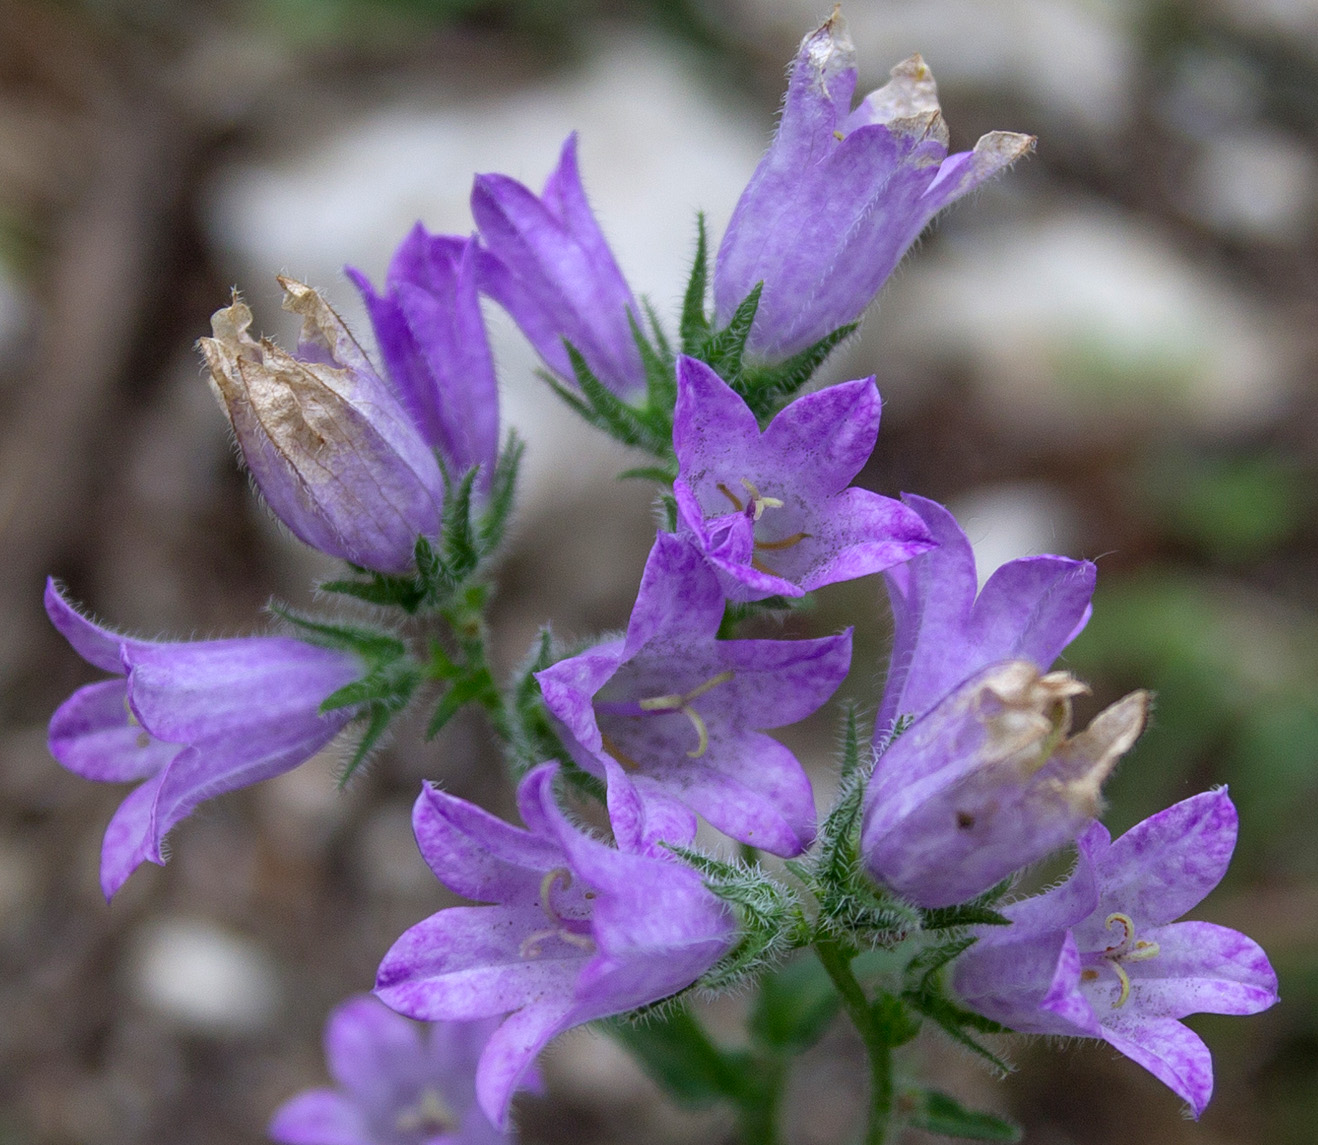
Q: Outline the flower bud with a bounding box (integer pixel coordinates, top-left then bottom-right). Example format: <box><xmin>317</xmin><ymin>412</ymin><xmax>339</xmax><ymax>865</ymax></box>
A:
<box><xmin>861</xmin><ymin>660</ymin><xmax>1149</xmax><ymax>907</ymax></box>
<box><xmin>199</xmin><ymin>278</ymin><xmax>444</xmax><ymax>574</ymax></box>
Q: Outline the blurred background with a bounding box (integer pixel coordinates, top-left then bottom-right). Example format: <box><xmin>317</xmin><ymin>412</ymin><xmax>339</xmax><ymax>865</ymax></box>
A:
<box><xmin>1</xmin><ymin>0</ymin><xmax>1316</xmax><ymax>1141</ymax></box>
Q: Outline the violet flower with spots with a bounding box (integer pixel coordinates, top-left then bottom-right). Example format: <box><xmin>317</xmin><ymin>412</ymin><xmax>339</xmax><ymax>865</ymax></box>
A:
<box><xmin>861</xmin><ymin>660</ymin><xmax>1148</xmax><ymax>908</ymax></box>
<box><xmin>45</xmin><ymin>580</ymin><xmax>361</xmax><ymax>899</ymax></box>
<box><xmin>349</xmin><ymin>226</ymin><xmax>500</xmax><ymax>494</ymax></box>
<box><xmin>269</xmin><ymin>995</ymin><xmax>524</xmax><ymax>1145</ymax></box>
<box><xmin>374</xmin><ymin>764</ymin><xmax>736</xmax><ymax>1129</ymax></box>
<box><xmin>535</xmin><ymin>533</ymin><xmax>852</xmax><ymax>857</ymax></box>
<box><xmin>876</xmin><ymin>494</ymin><xmax>1096</xmax><ymax>740</ymax></box>
<box><xmin>672</xmin><ymin>355</ymin><xmax>933</xmax><ymax>603</ymax></box>
<box><xmin>472</xmin><ymin>134</ymin><xmax>645</xmax><ymax>396</ymax></box>
<box><xmin>199</xmin><ymin>277</ymin><xmax>445</xmax><ymax>575</ymax></box>
<box><xmin>952</xmin><ymin>789</ymin><xmax>1278</xmax><ymax>1117</ymax></box>
<box><xmin>714</xmin><ymin>12</ymin><xmax>1033</xmax><ymax>361</ymax></box>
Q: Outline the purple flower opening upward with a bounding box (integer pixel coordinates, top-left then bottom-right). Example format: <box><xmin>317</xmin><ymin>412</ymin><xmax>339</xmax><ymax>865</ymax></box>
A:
<box><xmin>861</xmin><ymin>660</ymin><xmax>1148</xmax><ymax>908</ymax></box>
<box><xmin>374</xmin><ymin>764</ymin><xmax>736</xmax><ymax>1129</ymax></box>
<box><xmin>349</xmin><ymin>227</ymin><xmax>500</xmax><ymax>494</ymax></box>
<box><xmin>199</xmin><ymin>278</ymin><xmax>445</xmax><ymax>574</ymax></box>
<box><xmin>876</xmin><ymin>494</ymin><xmax>1096</xmax><ymax>740</ymax></box>
<box><xmin>714</xmin><ymin>12</ymin><xmax>1033</xmax><ymax>361</ymax></box>
<box><xmin>269</xmin><ymin>995</ymin><xmax>525</xmax><ymax>1145</ymax></box>
<box><xmin>45</xmin><ymin>580</ymin><xmax>361</xmax><ymax>899</ymax></box>
<box><xmin>535</xmin><ymin>533</ymin><xmax>852</xmax><ymax>857</ymax></box>
<box><xmin>472</xmin><ymin>134</ymin><xmax>645</xmax><ymax>396</ymax></box>
<box><xmin>672</xmin><ymin>356</ymin><xmax>934</xmax><ymax>603</ymax></box>
<box><xmin>952</xmin><ymin>789</ymin><xmax>1278</xmax><ymax>1117</ymax></box>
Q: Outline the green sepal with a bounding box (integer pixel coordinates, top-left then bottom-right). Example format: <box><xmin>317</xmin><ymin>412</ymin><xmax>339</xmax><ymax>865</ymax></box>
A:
<box><xmin>692</xmin><ymin>282</ymin><xmax>761</xmax><ymax>386</ymax></box>
<box><xmin>270</xmin><ymin>605</ymin><xmax>409</xmax><ymax>664</ymax></box>
<box><xmin>749</xmin><ymin>953</ymin><xmax>841</xmax><ymax>1053</ymax></box>
<box><xmin>476</xmin><ymin>432</ymin><xmax>523</xmax><ymax>556</ymax></box>
<box><xmin>678</xmin><ymin>213</ymin><xmax>711</xmax><ymax>352</ymax></box>
<box><xmin>733</xmin><ymin>322</ymin><xmax>857</xmax><ymax>422</ymax></box>
<box><xmin>905</xmin><ymin>1091</ymin><xmax>1022</xmax><ymax>1141</ymax></box>
<box><xmin>668</xmin><ymin>845</ymin><xmax>805</xmax><ymax>989</ymax></box>
<box><xmin>716</xmin><ymin>593</ymin><xmax>811</xmax><ymax>638</ymax></box>
<box><xmin>920</xmin><ymin>902</ymin><xmax>1013</xmax><ymax>932</ymax></box>
<box><xmin>423</xmin><ymin>638</ymin><xmax>499</xmax><ymax>741</ymax></box>
<box><xmin>604</xmin><ymin>1006</ymin><xmax>752</xmax><ymax>1109</ymax></box>
<box><xmin>502</xmin><ymin>628</ymin><xmax>573</xmax><ymax>777</ymax></box>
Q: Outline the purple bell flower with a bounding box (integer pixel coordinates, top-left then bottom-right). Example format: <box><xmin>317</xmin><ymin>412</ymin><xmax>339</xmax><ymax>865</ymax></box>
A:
<box><xmin>861</xmin><ymin>660</ymin><xmax>1149</xmax><ymax>908</ymax></box>
<box><xmin>876</xmin><ymin>494</ymin><xmax>1096</xmax><ymax>740</ymax></box>
<box><xmin>672</xmin><ymin>355</ymin><xmax>934</xmax><ymax>603</ymax></box>
<box><xmin>348</xmin><ymin>227</ymin><xmax>500</xmax><ymax>494</ymax></box>
<box><xmin>714</xmin><ymin>12</ymin><xmax>1033</xmax><ymax>361</ymax></box>
<box><xmin>374</xmin><ymin>764</ymin><xmax>736</xmax><ymax>1129</ymax></box>
<box><xmin>199</xmin><ymin>277</ymin><xmax>445</xmax><ymax>575</ymax></box>
<box><xmin>45</xmin><ymin>580</ymin><xmax>361</xmax><ymax>899</ymax></box>
<box><xmin>535</xmin><ymin>533</ymin><xmax>852</xmax><ymax>857</ymax></box>
<box><xmin>269</xmin><ymin>995</ymin><xmax>528</xmax><ymax>1145</ymax></box>
<box><xmin>952</xmin><ymin>789</ymin><xmax>1279</xmax><ymax>1117</ymax></box>
<box><xmin>472</xmin><ymin>134</ymin><xmax>645</xmax><ymax>396</ymax></box>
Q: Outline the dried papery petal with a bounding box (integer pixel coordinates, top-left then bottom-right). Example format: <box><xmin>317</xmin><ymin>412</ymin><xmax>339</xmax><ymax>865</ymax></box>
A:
<box><xmin>861</xmin><ymin>660</ymin><xmax>1149</xmax><ymax>907</ymax></box>
<box><xmin>714</xmin><ymin>14</ymin><xmax>1032</xmax><ymax>361</ymax></box>
<box><xmin>200</xmin><ymin>281</ymin><xmax>444</xmax><ymax>574</ymax></box>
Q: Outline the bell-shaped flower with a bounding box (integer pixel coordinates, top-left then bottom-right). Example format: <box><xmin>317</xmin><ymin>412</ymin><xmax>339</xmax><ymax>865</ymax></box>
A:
<box><xmin>714</xmin><ymin>12</ymin><xmax>1033</xmax><ymax>361</ymax></box>
<box><xmin>535</xmin><ymin>533</ymin><xmax>852</xmax><ymax>857</ymax></box>
<box><xmin>348</xmin><ymin>227</ymin><xmax>499</xmax><ymax>494</ymax></box>
<box><xmin>472</xmin><ymin>134</ymin><xmax>645</xmax><ymax>396</ymax></box>
<box><xmin>374</xmin><ymin>764</ymin><xmax>736</xmax><ymax>1130</ymax></box>
<box><xmin>952</xmin><ymin>789</ymin><xmax>1278</xmax><ymax>1117</ymax></box>
<box><xmin>269</xmin><ymin>994</ymin><xmax>527</xmax><ymax>1145</ymax></box>
<box><xmin>861</xmin><ymin>660</ymin><xmax>1148</xmax><ymax>908</ymax></box>
<box><xmin>876</xmin><ymin>494</ymin><xmax>1096</xmax><ymax>741</ymax></box>
<box><xmin>199</xmin><ymin>278</ymin><xmax>445</xmax><ymax>574</ymax></box>
<box><xmin>672</xmin><ymin>356</ymin><xmax>933</xmax><ymax>603</ymax></box>
<box><xmin>45</xmin><ymin>580</ymin><xmax>362</xmax><ymax>899</ymax></box>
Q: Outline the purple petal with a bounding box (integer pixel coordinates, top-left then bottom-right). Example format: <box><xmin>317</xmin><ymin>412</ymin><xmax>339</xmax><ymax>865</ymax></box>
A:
<box><xmin>99</xmin><ymin>774</ymin><xmax>163</xmax><ymax>900</ymax></box>
<box><xmin>623</xmin><ymin>533</ymin><xmax>725</xmax><ymax>656</ymax></box>
<box><xmin>44</xmin><ymin>579</ymin><xmax>148</xmax><ymax>671</ymax></box>
<box><xmin>123</xmin><ymin>638</ymin><xmax>359</xmax><ymax>745</ymax></box>
<box><xmin>475</xmin><ymin>1000</ymin><xmax>575</xmax><ymax>1130</ymax></box>
<box><xmin>323</xmin><ymin>996</ymin><xmax>426</xmax><ymax>1106</ymax></box>
<box><xmin>1079</xmin><ymin>789</ymin><xmax>1239</xmax><ymax>932</ymax></box>
<box><xmin>412</xmin><ymin>782</ymin><xmax>563</xmax><ymax>906</ymax></box>
<box><xmin>877</xmin><ymin>494</ymin><xmax>1095</xmax><ymax>735</ymax></box>
<box><xmin>1100</xmin><ymin>1017</ymin><xmax>1215</xmax><ymax>1118</ymax></box>
<box><xmin>268</xmin><ymin>1089</ymin><xmax>371</xmax><ymax>1145</ymax></box>
<box><xmin>49</xmin><ymin>680</ymin><xmax>178</xmax><ymax>782</ymax></box>
<box><xmin>375</xmin><ymin>905</ymin><xmax>586</xmax><ymax>1023</ymax></box>
<box><xmin>1108</xmin><ymin>921</ymin><xmax>1279</xmax><ymax>1019</ymax></box>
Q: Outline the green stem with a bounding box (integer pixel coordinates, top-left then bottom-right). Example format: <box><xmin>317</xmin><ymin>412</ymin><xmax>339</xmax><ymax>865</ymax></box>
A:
<box><xmin>814</xmin><ymin>938</ymin><xmax>894</xmax><ymax>1145</ymax></box>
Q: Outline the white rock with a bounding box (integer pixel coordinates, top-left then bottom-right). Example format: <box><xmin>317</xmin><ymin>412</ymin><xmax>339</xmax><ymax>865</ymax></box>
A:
<box><xmin>130</xmin><ymin>917</ymin><xmax>281</xmax><ymax>1034</ymax></box>
<box><xmin>869</xmin><ymin>200</ymin><xmax>1289</xmax><ymax>435</ymax></box>
<box><xmin>1185</xmin><ymin>128</ymin><xmax>1318</xmax><ymax>241</ymax></box>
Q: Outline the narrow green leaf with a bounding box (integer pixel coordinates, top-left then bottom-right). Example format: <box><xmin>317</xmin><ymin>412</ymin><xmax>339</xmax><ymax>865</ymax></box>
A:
<box><xmin>679</xmin><ymin>212</ymin><xmax>710</xmax><ymax>352</ymax></box>
<box><xmin>907</xmin><ymin>1091</ymin><xmax>1021</xmax><ymax>1141</ymax></box>
<box><xmin>566</xmin><ymin>342</ymin><xmax>656</xmax><ymax>449</ymax></box>
<box><xmin>618</xmin><ymin>465</ymin><xmax>677</xmax><ymax>484</ymax></box>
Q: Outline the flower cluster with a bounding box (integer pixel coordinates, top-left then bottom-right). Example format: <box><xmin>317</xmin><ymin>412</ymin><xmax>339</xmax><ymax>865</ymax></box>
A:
<box><xmin>44</xmin><ymin>9</ymin><xmax>1276</xmax><ymax>1143</ymax></box>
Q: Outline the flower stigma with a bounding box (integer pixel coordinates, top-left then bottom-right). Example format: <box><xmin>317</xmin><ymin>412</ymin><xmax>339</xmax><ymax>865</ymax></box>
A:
<box><xmin>636</xmin><ymin>669</ymin><xmax>736</xmax><ymax>757</ymax></box>
<box><xmin>1080</xmin><ymin>912</ymin><xmax>1162</xmax><ymax>1008</ymax></box>
<box><xmin>518</xmin><ymin>866</ymin><xmax>595</xmax><ymax>959</ymax></box>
